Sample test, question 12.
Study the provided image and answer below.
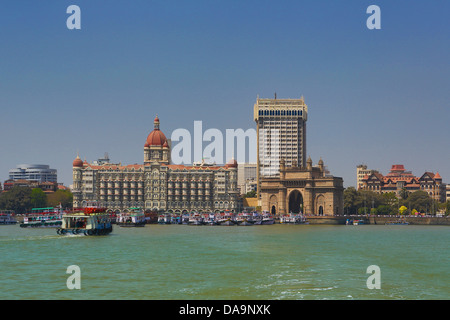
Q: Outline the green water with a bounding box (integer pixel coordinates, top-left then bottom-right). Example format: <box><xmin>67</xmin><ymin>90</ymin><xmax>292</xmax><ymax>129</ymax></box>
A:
<box><xmin>0</xmin><ymin>224</ymin><xmax>448</xmax><ymax>300</ymax></box>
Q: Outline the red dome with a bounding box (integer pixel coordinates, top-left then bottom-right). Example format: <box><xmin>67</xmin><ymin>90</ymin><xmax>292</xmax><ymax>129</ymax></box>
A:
<box><xmin>146</xmin><ymin>115</ymin><xmax>168</xmax><ymax>146</ymax></box>
<box><xmin>73</xmin><ymin>155</ymin><xmax>83</xmax><ymax>167</ymax></box>
<box><xmin>146</xmin><ymin>130</ymin><xmax>168</xmax><ymax>146</ymax></box>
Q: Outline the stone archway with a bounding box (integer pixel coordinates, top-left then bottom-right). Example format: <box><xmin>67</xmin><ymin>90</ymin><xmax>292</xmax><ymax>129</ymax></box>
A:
<box><xmin>288</xmin><ymin>190</ymin><xmax>303</xmax><ymax>214</ymax></box>
<box><xmin>269</xmin><ymin>195</ymin><xmax>278</xmax><ymax>215</ymax></box>
<box><xmin>315</xmin><ymin>195</ymin><xmax>325</xmax><ymax>216</ymax></box>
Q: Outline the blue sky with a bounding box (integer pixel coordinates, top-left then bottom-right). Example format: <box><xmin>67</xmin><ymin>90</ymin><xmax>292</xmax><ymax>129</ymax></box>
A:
<box><xmin>0</xmin><ymin>0</ymin><xmax>449</xmax><ymax>188</ymax></box>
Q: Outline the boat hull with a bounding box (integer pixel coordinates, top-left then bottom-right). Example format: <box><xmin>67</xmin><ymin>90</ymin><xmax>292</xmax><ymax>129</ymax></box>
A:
<box><xmin>237</xmin><ymin>220</ymin><xmax>254</xmax><ymax>226</ymax></box>
<box><xmin>219</xmin><ymin>220</ymin><xmax>235</xmax><ymax>226</ymax></box>
<box><xmin>57</xmin><ymin>226</ymin><xmax>113</xmax><ymax>236</ymax></box>
<box><xmin>118</xmin><ymin>222</ymin><xmax>146</xmax><ymax>227</ymax></box>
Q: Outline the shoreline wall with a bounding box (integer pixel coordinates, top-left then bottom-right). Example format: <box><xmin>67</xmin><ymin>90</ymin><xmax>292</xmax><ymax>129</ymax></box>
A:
<box><xmin>304</xmin><ymin>215</ymin><xmax>450</xmax><ymax>225</ymax></box>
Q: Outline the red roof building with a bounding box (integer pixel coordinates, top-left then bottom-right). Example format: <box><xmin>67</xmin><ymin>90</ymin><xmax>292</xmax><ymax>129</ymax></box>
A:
<box><xmin>361</xmin><ymin>164</ymin><xmax>446</xmax><ymax>202</ymax></box>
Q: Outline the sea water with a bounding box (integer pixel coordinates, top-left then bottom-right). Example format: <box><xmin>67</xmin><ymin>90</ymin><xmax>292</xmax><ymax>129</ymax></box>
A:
<box><xmin>0</xmin><ymin>224</ymin><xmax>448</xmax><ymax>300</ymax></box>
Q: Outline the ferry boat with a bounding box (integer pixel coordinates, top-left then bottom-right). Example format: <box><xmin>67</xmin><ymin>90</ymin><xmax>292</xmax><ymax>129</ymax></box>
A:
<box><xmin>57</xmin><ymin>207</ymin><xmax>112</xmax><ymax>236</ymax></box>
<box><xmin>260</xmin><ymin>211</ymin><xmax>275</xmax><ymax>225</ymax></box>
<box><xmin>280</xmin><ymin>213</ymin><xmax>307</xmax><ymax>224</ymax></box>
<box><xmin>181</xmin><ymin>213</ymin><xmax>190</xmax><ymax>225</ymax></box>
<box><xmin>158</xmin><ymin>213</ymin><xmax>172</xmax><ymax>224</ymax></box>
<box><xmin>171</xmin><ymin>214</ymin><xmax>182</xmax><ymax>224</ymax></box>
<box><xmin>117</xmin><ymin>208</ymin><xmax>146</xmax><ymax>227</ymax></box>
<box><xmin>188</xmin><ymin>213</ymin><xmax>204</xmax><ymax>225</ymax></box>
<box><xmin>236</xmin><ymin>212</ymin><xmax>254</xmax><ymax>226</ymax></box>
<box><xmin>353</xmin><ymin>219</ymin><xmax>364</xmax><ymax>225</ymax></box>
<box><xmin>217</xmin><ymin>212</ymin><xmax>236</xmax><ymax>226</ymax></box>
<box><xmin>204</xmin><ymin>213</ymin><xmax>217</xmax><ymax>225</ymax></box>
<box><xmin>20</xmin><ymin>207</ymin><xmax>63</xmax><ymax>228</ymax></box>
<box><xmin>0</xmin><ymin>210</ymin><xmax>16</xmax><ymax>225</ymax></box>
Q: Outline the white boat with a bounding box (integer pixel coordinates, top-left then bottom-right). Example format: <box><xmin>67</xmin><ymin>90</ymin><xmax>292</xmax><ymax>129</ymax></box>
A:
<box><xmin>261</xmin><ymin>211</ymin><xmax>274</xmax><ymax>225</ymax></box>
<box><xmin>20</xmin><ymin>207</ymin><xmax>63</xmax><ymax>228</ymax></box>
<box><xmin>158</xmin><ymin>213</ymin><xmax>172</xmax><ymax>225</ymax></box>
<box><xmin>280</xmin><ymin>213</ymin><xmax>308</xmax><ymax>224</ymax></box>
<box><xmin>0</xmin><ymin>211</ymin><xmax>16</xmax><ymax>225</ymax></box>
<box><xmin>236</xmin><ymin>212</ymin><xmax>254</xmax><ymax>226</ymax></box>
<box><xmin>217</xmin><ymin>212</ymin><xmax>236</xmax><ymax>226</ymax></box>
<box><xmin>117</xmin><ymin>208</ymin><xmax>146</xmax><ymax>227</ymax></box>
<box><xmin>204</xmin><ymin>213</ymin><xmax>218</xmax><ymax>225</ymax></box>
<box><xmin>188</xmin><ymin>213</ymin><xmax>204</xmax><ymax>225</ymax></box>
<box><xmin>57</xmin><ymin>209</ymin><xmax>113</xmax><ymax>236</ymax></box>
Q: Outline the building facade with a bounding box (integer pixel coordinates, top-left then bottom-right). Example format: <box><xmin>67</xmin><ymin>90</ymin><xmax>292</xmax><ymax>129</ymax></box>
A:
<box><xmin>361</xmin><ymin>164</ymin><xmax>446</xmax><ymax>202</ymax></box>
<box><xmin>9</xmin><ymin>164</ymin><xmax>57</xmax><ymax>183</ymax></box>
<box><xmin>2</xmin><ymin>179</ymin><xmax>58</xmax><ymax>193</ymax></box>
<box><xmin>356</xmin><ymin>164</ymin><xmax>379</xmax><ymax>190</ymax></box>
<box><xmin>237</xmin><ymin>162</ymin><xmax>257</xmax><ymax>195</ymax></box>
<box><xmin>72</xmin><ymin>116</ymin><xmax>240</xmax><ymax>213</ymax></box>
<box><xmin>260</xmin><ymin>157</ymin><xmax>344</xmax><ymax>215</ymax></box>
<box><xmin>254</xmin><ymin>96</ymin><xmax>308</xmax><ymax>196</ymax></box>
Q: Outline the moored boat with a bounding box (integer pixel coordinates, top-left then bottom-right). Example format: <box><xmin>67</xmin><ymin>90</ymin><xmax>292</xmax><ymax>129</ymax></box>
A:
<box><xmin>0</xmin><ymin>211</ymin><xmax>16</xmax><ymax>225</ymax></box>
<box><xmin>117</xmin><ymin>208</ymin><xmax>146</xmax><ymax>227</ymax></box>
<box><xmin>236</xmin><ymin>212</ymin><xmax>254</xmax><ymax>226</ymax></box>
<box><xmin>188</xmin><ymin>213</ymin><xmax>204</xmax><ymax>225</ymax></box>
<box><xmin>204</xmin><ymin>213</ymin><xmax>218</xmax><ymax>225</ymax></box>
<box><xmin>260</xmin><ymin>211</ymin><xmax>274</xmax><ymax>225</ymax></box>
<box><xmin>217</xmin><ymin>212</ymin><xmax>236</xmax><ymax>226</ymax></box>
<box><xmin>158</xmin><ymin>213</ymin><xmax>172</xmax><ymax>224</ymax></box>
<box><xmin>280</xmin><ymin>213</ymin><xmax>308</xmax><ymax>224</ymax></box>
<box><xmin>57</xmin><ymin>207</ymin><xmax>112</xmax><ymax>236</ymax></box>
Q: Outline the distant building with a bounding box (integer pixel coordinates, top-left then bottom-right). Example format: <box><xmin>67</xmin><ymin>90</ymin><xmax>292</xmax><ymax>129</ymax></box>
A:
<box><xmin>2</xmin><ymin>179</ymin><xmax>58</xmax><ymax>193</ymax></box>
<box><xmin>9</xmin><ymin>164</ymin><xmax>57</xmax><ymax>183</ymax></box>
<box><xmin>361</xmin><ymin>164</ymin><xmax>446</xmax><ymax>203</ymax></box>
<box><xmin>446</xmin><ymin>185</ymin><xmax>450</xmax><ymax>202</ymax></box>
<box><xmin>356</xmin><ymin>164</ymin><xmax>379</xmax><ymax>190</ymax></box>
<box><xmin>237</xmin><ymin>163</ymin><xmax>257</xmax><ymax>195</ymax></box>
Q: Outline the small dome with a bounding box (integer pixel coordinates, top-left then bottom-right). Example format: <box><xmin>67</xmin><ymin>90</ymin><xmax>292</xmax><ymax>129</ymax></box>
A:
<box><xmin>73</xmin><ymin>155</ymin><xmax>83</xmax><ymax>167</ymax></box>
<box><xmin>226</xmin><ymin>158</ymin><xmax>238</xmax><ymax>168</ymax></box>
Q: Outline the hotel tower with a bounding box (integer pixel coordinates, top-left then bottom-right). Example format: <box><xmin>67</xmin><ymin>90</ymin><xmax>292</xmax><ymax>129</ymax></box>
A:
<box><xmin>254</xmin><ymin>95</ymin><xmax>308</xmax><ymax>196</ymax></box>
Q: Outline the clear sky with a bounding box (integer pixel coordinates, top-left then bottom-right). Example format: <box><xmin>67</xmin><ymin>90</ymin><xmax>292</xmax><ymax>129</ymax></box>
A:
<box><xmin>1</xmin><ymin>0</ymin><xmax>449</xmax><ymax>188</ymax></box>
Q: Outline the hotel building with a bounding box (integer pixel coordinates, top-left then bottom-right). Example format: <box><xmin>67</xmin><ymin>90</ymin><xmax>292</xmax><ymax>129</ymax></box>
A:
<box><xmin>72</xmin><ymin>116</ymin><xmax>240</xmax><ymax>213</ymax></box>
<box><xmin>254</xmin><ymin>96</ymin><xmax>308</xmax><ymax>196</ymax></box>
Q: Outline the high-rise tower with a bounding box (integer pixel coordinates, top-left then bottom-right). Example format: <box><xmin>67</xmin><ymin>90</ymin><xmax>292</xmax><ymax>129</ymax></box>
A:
<box><xmin>254</xmin><ymin>96</ymin><xmax>308</xmax><ymax>196</ymax></box>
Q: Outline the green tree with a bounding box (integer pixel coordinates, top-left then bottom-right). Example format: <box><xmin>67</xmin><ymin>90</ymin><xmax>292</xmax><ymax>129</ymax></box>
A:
<box><xmin>243</xmin><ymin>190</ymin><xmax>256</xmax><ymax>198</ymax></box>
<box><xmin>30</xmin><ymin>188</ymin><xmax>47</xmax><ymax>208</ymax></box>
<box><xmin>344</xmin><ymin>187</ymin><xmax>358</xmax><ymax>214</ymax></box>
<box><xmin>0</xmin><ymin>186</ymin><xmax>32</xmax><ymax>214</ymax></box>
<box><xmin>47</xmin><ymin>189</ymin><xmax>73</xmax><ymax>209</ymax></box>
<box><xmin>376</xmin><ymin>205</ymin><xmax>392</xmax><ymax>215</ymax></box>
<box><xmin>406</xmin><ymin>190</ymin><xmax>432</xmax><ymax>213</ymax></box>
